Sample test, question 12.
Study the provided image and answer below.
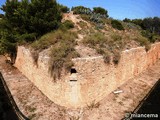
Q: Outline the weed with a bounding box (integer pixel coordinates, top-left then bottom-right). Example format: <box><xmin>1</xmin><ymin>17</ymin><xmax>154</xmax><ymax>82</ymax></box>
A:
<box><xmin>80</xmin><ymin>14</ymin><xmax>91</xmax><ymax>21</ymax></box>
<box><xmin>87</xmin><ymin>100</ymin><xmax>100</xmax><ymax>110</ymax></box>
<box><xmin>31</xmin><ymin>50</ymin><xmax>39</xmax><ymax>66</ymax></box>
<box><xmin>61</xmin><ymin>20</ymin><xmax>74</xmax><ymax>29</ymax></box>
<box><xmin>69</xmin><ymin>116</ymin><xmax>80</xmax><ymax>120</ymax></box>
<box><xmin>134</xmin><ymin>35</ymin><xmax>151</xmax><ymax>51</ymax></box>
<box><xmin>77</xmin><ymin>21</ymin><xmax>88</xmax><ymax>29</ymax></box>
<box><xmin>28</xmin><ymin>113</ymin><xmax>36</xmax><ymax>120</ymax></box>
<box><xmin>102</xmin><ymin>18</ymin><xmax>111</xmax><ymax>25</ymax></box>
<box><xmin>112</xmin><ymin>50</ymin><xmax>121</xmax><ymax>65</ymax></box>
<box><xmin>110</xmin><ymin>33</ymin><xmax>122</xmax><ymax>41</ymax></box>
<box><xmin>103</xmin><ymin>51</ymin><xmax>112</xmax><ymax>64</ymax></box>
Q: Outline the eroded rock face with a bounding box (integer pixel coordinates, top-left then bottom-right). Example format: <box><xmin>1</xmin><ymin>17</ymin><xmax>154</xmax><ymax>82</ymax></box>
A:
<box><xmin>15</xmin><ymin>43</ymin><xmax>160</xmax><ymax>108</ymax></box>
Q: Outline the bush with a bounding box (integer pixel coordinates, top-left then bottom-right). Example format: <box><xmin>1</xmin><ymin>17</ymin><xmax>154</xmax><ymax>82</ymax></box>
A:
<box><xmin>110</xmin><ymin>33</ymin><xmax>122</xmax><ymax>41</ymax></box>
<box><xmin>134</xmin><ymin>35</ymin><xmax>151</xmax><ymax>51</ymax></box>
<box><xmin>71</xmin><ymin>6</ymin><xmax>92</xmax><ymax>14</ymax></box>
<box><xmin>141</xmin><ymin>30</ymin><xmax>160</xmax><ymax>43</ymax></box>
<box><xmin>82</xmin><ymin>31</ymin><xmax>123</xmax><ymax>64</ymax></box>
<box><xmin>77</xmin><ymin>21</ymin><xmax>88</xmax><ymax>29</ymax></box>
<box><xmin>80</xmin><ymin>14</ymin><xmax>91</xmax><ymax>21</ymax></box>
<box><xmin>93</xmin><ymin>7</ymin><xmax>109</xmax><ymax>17</ymax></box>
<box><xmin>61</xmin><ymin>20</ymin><xmax>74</xmax><ymax>29</ymax></box>
<box><xmin>111</xmin><ymin>20</ymin><xmax>124</xmax><ymax>30</ymax></box>
<box><xmin>123</xmin><ymin>22</ymin><xmax>141</xmax><ymax>30</ymax></box>
<box><xmin>83</xmin><ymin>32</ymin><xmax>107</xmax><ymax>47</ymax></box>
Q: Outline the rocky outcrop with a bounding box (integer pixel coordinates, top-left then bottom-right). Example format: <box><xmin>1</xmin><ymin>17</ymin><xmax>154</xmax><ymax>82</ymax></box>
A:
<box><xmin>15</xmin><ymin>43</ymin><xmax>160</xmax><ymax>108</ymax></box>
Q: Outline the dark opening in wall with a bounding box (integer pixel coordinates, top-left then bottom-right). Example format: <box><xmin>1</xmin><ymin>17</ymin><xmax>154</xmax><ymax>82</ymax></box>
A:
<box><xmin>70</xmin><ymin>68</ymin><xmax>77</xmax><ymax>74</ymax></box>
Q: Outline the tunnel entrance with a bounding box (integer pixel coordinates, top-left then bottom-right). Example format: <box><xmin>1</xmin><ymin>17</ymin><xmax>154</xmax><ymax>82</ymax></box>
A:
<box><xmin>70</xmin><ymin>68</ymin><xmax>77</xmax><ymax>74</ymax></box>
<box><xmin>70</xmin><ymin>68</ymin><xmax>77</xmax><ymax>82</ymax></box>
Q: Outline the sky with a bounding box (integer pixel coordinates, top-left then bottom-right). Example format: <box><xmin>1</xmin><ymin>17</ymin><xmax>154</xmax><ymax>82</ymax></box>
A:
<box><xmin>0</xmin><ymin>0</ymin><xmax>160</xmax><ymax>20</ymax></box>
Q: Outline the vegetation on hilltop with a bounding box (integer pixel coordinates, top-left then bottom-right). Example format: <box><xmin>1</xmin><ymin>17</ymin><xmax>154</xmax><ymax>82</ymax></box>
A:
<box><xmin>123</xmin><ymin>17</ymin><xmax>160</xmax><ymax>42</ymax></box>
<box><xmin>0</xmin><ymin>1</ymin><xmax>160</xmax><ymax>80</ymax></box>
<box><xmin>0</xmin><ymin>0</ymin><xmax>62</xmax><ymax>62</ymax></box>
<box><xmin>58</xmin><ymin>4</ymin><xmax>70</xmax><ymax>13</ymax></box>
<box><xmin>111</xmin><ymin>20</ymin><xmax>124</xmax><ymax>30</ymax></box>
<box><xmin>31</xmin><ymin>29</ymin><xmax>79</xmax><ymax>80</ymax></box>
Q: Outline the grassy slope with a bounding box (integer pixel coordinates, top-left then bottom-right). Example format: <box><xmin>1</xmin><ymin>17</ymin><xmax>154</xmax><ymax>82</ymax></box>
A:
<box><xmin>30</xmin><ymin>12</ymin><xmax>154</xmax><ymax>79</ymax></box>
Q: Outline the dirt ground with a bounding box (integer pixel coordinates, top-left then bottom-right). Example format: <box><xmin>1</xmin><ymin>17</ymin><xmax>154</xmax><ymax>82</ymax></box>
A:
<box><xmin>0</xmin><ymin>55</ymin><xmax>160</xmax><ymax>120</ymax></box>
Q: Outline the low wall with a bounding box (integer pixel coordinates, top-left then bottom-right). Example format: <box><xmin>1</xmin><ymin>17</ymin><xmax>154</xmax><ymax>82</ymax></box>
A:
<box><xmin>15</xmin><ymin>43</ymin><xmax>160</xmax><ymax>108</ymax></box>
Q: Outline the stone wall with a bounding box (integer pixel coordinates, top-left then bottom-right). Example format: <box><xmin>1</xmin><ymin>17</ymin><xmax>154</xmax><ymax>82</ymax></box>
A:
<box><xmin>15</xmin><ymin>43</ymin><xmax>160</xmax><ymax>108</ymax></box>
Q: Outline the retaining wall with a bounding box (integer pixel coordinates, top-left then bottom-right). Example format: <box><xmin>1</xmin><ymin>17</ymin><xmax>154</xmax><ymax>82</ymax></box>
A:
<box><xmin>15</xmin><ymin>43</ymin><xmax>160</xmax><ymax>108</ymax></box>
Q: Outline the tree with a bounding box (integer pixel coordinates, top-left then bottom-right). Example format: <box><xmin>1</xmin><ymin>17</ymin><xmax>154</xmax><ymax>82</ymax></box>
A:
<box><xmin>58</xmin><ymin>4</ymin><xmax>69</xmax><ymax>13</ymax></box>
<box><xmin>93</xmin><ymin>7</ymin><xmax>108</xmax><ymax>17</ymax></box>
<box><xmin>27</xmin><ymin>0</ymin><xmax>62</xmax><ymax>36</ymax></box>
<box><xmin>0</xmin><ymin>0</ymin><xmax>62</xmax><ymax>63</ymax></box>
<box><xmin>123</xmin><ymin>18</ymin><xmax>131</xmax><ymax>22</ymax></box>
<box><xmin>0</xmin><ymin>14</ymin><xmax>4</xmax><ymax>18</ymax></box>
<box><xmin>1</xmin><ymin>0</ymin><xmax>62</xmax><ymax>38</ymax></box>
<box><xmin>153</xmin><ymin>17</ymin><xmax>160</xmax><ymax>34</ymax></box>
<box><xmin>0</xmin><ymin>19</ymin><xmax>17</xmax><ymax>62</ymax></box>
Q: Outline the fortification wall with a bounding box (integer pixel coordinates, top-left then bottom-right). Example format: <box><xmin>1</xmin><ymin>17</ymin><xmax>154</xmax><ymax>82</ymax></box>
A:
<box><xmin>15</xmin><ymin>43</ymin><xmax>160</xmax><ymax>108</ymax></box>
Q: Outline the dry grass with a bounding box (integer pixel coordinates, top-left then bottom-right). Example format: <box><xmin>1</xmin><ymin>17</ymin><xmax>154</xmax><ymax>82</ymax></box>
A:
<box><xmin>31</xmin><ymin>29</ymin><xmax>80</xmax><ymax>80</ymax></box>
<box><xmin>82</xmin><ymin>31</ymin><xmax>123</xmax><ymax>64</ymax></box>
<box><xmin>77</xmin><ymin>21</ymin><xmax>88</xmax><ymax>29</ymax></box>
<box><xmin>133</xmin><ymin>35</ymin><xmax>151</xmax><ymax>51</ymax></box>
<box><xmin>87</xmin><ymin>100</ymin><xmax>100</xmax><ymax>110</ymax></box>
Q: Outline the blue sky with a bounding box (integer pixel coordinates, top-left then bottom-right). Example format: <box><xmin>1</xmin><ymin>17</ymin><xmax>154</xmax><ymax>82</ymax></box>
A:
<box><xmin>0</xmin><ymin>0</ymin><xmax>160</xmax><ymax>20</ymax></box>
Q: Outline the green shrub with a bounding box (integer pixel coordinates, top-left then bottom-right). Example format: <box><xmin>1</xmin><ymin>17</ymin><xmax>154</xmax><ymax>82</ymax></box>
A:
<box><xmin>111</xmin><ymin>20</ymin><xmax>124</xmax><ymax>30</ymax></box>
<box><xmin>83</xmin><ymin>32</ymin><xmax>107</xmax><ymax>47</ymax></box>
<box><xmin>71</xmin><ymin>6</ymin><xmax>91</xmax><ymax>14</ymax></box>
<box><xmin>151</xmin><ymin>35</ymin><xmax>160</xmax><ymax>42</ymax></box>
<box><xmin>110</xmin><ymin>33</ymin><xmax>122</xmax><ymax>41</ymax></box>
<box><xmin>77</xmin><ymin>21</ymin><xmax>88</xmax><ymax>28</ymax></box>
<box><xmin>134</xmin><ymin>35</ymin><xmax>151</xmax><ymax>51</ymax></box>
<box><xmin>61</xmin><ymin>20</ymin><xmax>74</xmax><ymax>29</ymax></box>
<box><xmin>80</xmin><ymin>14</ymin><xmax>91</xmax><ymax>21</ymax></box>
<box><xmin>82</xmin><ymin>31</ymin><xmax>122</xmax><ymax>64</ymax></box>
<box><xmin>0</xmin><ymin>14</ymin><xmax>4</xmax><ymax>18</ymax></box>
<box><xmin>141</xmin><ymin>30</ymin><xmax>160</xmax><ymax>43</ymax></box>
<box><xmin>93</xmin><ymin>7</ymin><xmax>109</xmax><ymax>17</ymax></box>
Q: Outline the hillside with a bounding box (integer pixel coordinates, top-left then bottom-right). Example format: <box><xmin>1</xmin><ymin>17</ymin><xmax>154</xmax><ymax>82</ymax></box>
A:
<box><xmin>28</xmin><ymin>11</ymin><xmax>160</xmax><ymax>80</ymax></box>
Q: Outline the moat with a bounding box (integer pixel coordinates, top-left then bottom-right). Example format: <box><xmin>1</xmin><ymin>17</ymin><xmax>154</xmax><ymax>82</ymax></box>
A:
<box><xmin>0</xmin><ymin>77</ymin><xmax>19</xmax><ymax>120</ymax></box>
<box><xmin>132</xmin><ymin>79</ymin><xmax>160</xmax><ymax>120</ymax></box>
